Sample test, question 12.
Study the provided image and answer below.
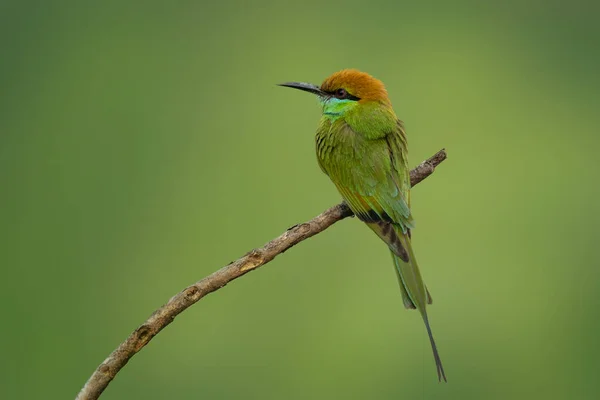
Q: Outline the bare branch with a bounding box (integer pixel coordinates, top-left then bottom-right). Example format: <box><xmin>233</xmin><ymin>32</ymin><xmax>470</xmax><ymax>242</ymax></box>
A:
<box><xmin>76</xmin><ymin>148</ymin><xmax>447</xmax><ymax>400</ymax></box>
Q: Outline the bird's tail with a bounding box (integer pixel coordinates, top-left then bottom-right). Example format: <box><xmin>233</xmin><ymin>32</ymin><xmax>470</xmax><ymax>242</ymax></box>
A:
<box><xmin>391</xmin><ymin>230</ymin><xmax>447</xmax><ymax>382</ymax></box>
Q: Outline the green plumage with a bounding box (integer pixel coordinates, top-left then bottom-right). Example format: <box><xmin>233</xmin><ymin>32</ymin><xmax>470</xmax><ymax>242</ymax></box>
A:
<box><xmin>316</xmin><ymin>100</ymin><xmax>447</xmax><ymax>382</ymax></box>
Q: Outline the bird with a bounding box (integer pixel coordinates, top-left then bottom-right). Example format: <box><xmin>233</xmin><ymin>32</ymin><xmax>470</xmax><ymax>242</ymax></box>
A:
<box><xmin>278</xmin><ymin>69</ymin><xmax>446</xmax><ymax>382</ymax></box>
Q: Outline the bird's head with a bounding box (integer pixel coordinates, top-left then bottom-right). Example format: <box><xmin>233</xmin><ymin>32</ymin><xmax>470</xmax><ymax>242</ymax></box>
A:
<box><xmin>279</xmin><ymin>69</ymin><xmax>392</xmax><ymax>120</ymax></box>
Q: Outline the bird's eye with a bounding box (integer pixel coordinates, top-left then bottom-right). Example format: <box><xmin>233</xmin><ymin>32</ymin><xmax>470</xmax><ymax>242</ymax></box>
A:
<box><xmin>335</xmin><ymin>88</ymin><xmax>348</xmax><ymax>99</ymax></box>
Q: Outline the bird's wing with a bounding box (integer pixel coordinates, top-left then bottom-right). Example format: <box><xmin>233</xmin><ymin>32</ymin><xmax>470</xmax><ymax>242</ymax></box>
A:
<box><xmin>329</xmin><ymin>121</ymin><xmax>413</xmax><ymax>232</ymax></box>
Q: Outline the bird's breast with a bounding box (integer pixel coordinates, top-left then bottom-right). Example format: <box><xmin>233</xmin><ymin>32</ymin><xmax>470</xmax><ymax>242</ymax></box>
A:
<box><xmin>315</xmin><ymin>119</ymin><xmax>353</xmax><ymax>176</ymax></box>
<box><xmin>315</xmin><ymin>119</ymin><xmax>383</xmax><ymax>185</ymax></box>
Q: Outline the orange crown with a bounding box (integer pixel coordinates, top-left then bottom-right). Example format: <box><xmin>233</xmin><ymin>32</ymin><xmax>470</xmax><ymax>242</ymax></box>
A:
<box><xmin>320</xmin><ymin>69</ymin><xmax>390</xmax><ymax>103</ymax></box>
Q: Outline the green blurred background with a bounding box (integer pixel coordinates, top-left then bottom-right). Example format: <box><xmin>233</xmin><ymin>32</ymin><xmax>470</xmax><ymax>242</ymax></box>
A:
<box><xmin>2</xmin><ymin>0</ymin><xmax>599</xmax><ymax>399</ymax></box>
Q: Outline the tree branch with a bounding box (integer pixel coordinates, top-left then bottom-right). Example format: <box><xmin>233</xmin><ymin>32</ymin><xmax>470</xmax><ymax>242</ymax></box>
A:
<box><xmin>76</xmin><ymin>148</ymin><xmax>447</xmax><ymax>400</ymax></box>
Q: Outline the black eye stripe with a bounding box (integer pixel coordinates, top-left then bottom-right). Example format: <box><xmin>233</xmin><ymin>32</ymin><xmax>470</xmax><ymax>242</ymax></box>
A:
<box><xmin>324</xmin><ymin>88</ymin><xmax>360</xmax><ymax>101</ymax></box>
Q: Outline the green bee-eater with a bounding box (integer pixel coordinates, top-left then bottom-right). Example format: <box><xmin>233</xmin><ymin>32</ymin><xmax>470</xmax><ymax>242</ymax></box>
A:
<box><xmin>279</xmin><ymin>69</ymin><xmax>446</xmax><ymax>382</ymax></box>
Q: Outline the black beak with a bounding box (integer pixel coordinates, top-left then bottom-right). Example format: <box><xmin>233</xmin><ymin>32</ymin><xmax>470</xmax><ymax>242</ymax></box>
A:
<box><xmin>278</xmin><ymin>82</ymin><xmax>325</xmax><ymax>96</ymax></box>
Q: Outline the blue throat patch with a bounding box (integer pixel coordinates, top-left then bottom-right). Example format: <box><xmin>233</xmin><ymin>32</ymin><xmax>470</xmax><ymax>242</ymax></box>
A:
<box><xmin>320</xmin><ymin>97</ymin><xmax>356</xmax><ymax>120</ymax></box>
